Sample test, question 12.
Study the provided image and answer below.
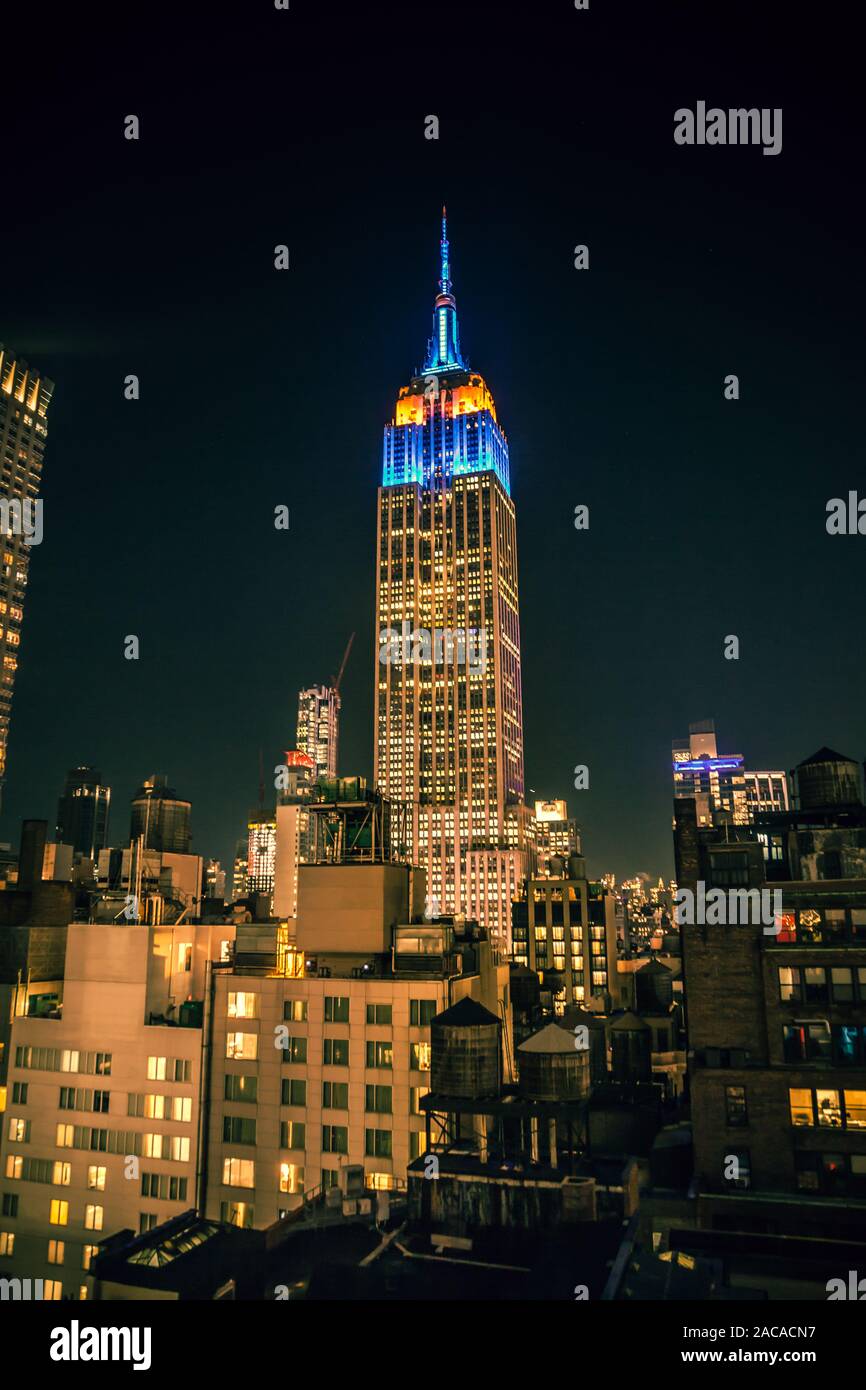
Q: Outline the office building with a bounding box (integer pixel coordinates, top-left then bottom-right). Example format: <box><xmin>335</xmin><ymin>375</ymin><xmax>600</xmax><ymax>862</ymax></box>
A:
<box><xmin>296</xmin><ymin>687</ymin><xmax>339</xmax><ymax>780</ymax></box>
<box><xmin>531</xmin><ymin>799</ymin><xmax>581</xmax><ymax>876</ymax></box>
<box><xmin>374</xmin><ymin>211</ymin><xmax>527</xmax><ymax>938</ymax></box>
<box><xmin>55</xmin><ymin>766</ymin><xmax>111</xmax><ymax>860</ymax></box>
<box><xmin>246</xmin><ymin>811</ymin><xmax>277</xmax><ymax>902</ymax></box>
<box><xmin>511</xmin><ymin>858</ymin><xmax>618</xmax><ymax>1012</ymax></box>
<box><xmin>672</xmin><ymin>718</ymin><xmax>748</xmax><ymax>827</ymax></box>
<box><xmin>0</xmin><ymin>345</ymin><xmax>53</xmax><ymax>807</ymax></box>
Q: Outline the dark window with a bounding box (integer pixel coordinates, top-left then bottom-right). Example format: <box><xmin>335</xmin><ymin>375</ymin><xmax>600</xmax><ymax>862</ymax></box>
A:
<box><xmin>322</xmin><ymin>1125</ymin><xmax>348</xmax><ymax>1154</ymax></box>
<box><xmin>803</xmin><ymin>968</ymin><xmax>828</xmax><ymax>1003</ymax></box>
<box><xmin>280</xmin><ymin>1079</ymin><xmax>306</xmax><ymax>1106</ymax></box>
<box><xmin>281</xmin><ymin>1036</ymin><xmax>307</xmax><ymax>1064</ymax></box>
<box><xmin>224</xmin><ymin>1074</ymin><xmax>258</xmax><ymax>1104</ymax></box>
<box><xmin>365</xmin><ymin>1085</ymin><xmax>392</xmax><ymax>1114</ymax></box>
<box><xmin>222</xmin><ymin>1115</ymin><xmax>257</xmax><ymax>1145</ymax></box>
<box><xmin>324</xmin><ymin>997</ymin><xmax>350</xmax><ymax>1023</ymax></box>
<box><xmin>831</xmin><ymin>967</ymin><xmax>854</xmax><ymax>1003</ymax></box>
<box><xmin>323</xmin><ymin>1038</ymin><xmax>349</xmax><ymax>1066</ymax></box>
<box><xmin>409</xmin><ymin>1000</ymin><xmax>437</xmax><ymax>1027</ymax></box>
<box><xmin>365</xmin><ymin>1128</ymin><xmax>392</xmax><ymax>1158</ymax></box>
<box><xmin>366</xmin><ymin>1040</ymin><xmax>393</xmax><ymax>1069</ymax></box>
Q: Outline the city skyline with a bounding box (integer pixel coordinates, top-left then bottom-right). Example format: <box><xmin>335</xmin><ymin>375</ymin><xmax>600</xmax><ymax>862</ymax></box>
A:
<box><xmin>1</xmin><ymin>0</ymin><xmax>865</xmax><ymax>1335</ymax></box>
<box><xmin>1</xmin><ymin>6</ymin><xmax>863</xmax><ymax>887</ymax></box>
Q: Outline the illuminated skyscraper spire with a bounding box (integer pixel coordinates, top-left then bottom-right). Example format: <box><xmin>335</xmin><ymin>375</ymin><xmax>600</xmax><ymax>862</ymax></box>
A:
<box><xmin>423</xmin><ymin>205</ymin><xmax>464</xmax><ymax>373</ymax></box>
<box><xmin>439</xmin><ymin>204</ymin><xmax>451</xmax><ymax>296</ymax></box>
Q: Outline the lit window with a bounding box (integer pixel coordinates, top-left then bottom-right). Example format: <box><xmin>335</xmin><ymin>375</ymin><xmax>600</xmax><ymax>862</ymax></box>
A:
<box><xmin>49</xmin><ymin>1200</ymin><xmax>68</xmax><ymax>1226</ymax></box>
<box><xmin>47</xmin><ymin>1239</ymin><xmax>64</xmax><ymax>1265</ymax></box>
<box><xmin>228</xmin><ymin>992</ymin><xmax>259</xmax><ymax>1019</ymax></box>
<box><xmin>84</xmin><ymin>1204</ymin><xmax>104</xmax><ymax>1231</ymax></box>
<box><xmin>279</xmin><ymin>1162</ymin><xmax>304</xmax><ymax>1195</ymax></box>
<box><xmin>226</xmin><ymin>1032</ymin><xmax>258</xmax><ymax>1061</ymax></box>
<box><xmin>222</xmin><ymin>1157</ymin><xmax>255</xmax><ymax>1189</ymax></box>
<box><xmin>410</xmin><ymin>1043</ymin><xmax>431</xmax><ymax>1072</ymax></box>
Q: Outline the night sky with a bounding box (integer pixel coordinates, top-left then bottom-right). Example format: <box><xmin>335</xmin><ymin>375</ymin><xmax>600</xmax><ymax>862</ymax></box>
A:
<box><xmin>2</xmin><ymin>1</ymin><xmax>863</xmax><ymax>883</ymax></box>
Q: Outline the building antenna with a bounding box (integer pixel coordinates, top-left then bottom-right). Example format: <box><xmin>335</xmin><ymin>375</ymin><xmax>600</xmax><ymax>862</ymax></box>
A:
<box><xmin>258</xmin><ymin>748</ymin><xmax>264</xmax><ymax>810</ymax></box>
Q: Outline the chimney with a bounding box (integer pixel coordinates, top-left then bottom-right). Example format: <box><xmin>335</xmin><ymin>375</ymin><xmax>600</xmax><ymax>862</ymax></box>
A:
<box><xmin>19</xmin><ymin>820</ymin><xmax>48</xmax><ymax>890</ymax></box>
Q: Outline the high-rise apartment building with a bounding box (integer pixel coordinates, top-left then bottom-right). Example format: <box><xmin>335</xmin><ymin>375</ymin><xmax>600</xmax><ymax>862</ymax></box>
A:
<box><xmin>0</xmin><ymin>346</ymin><xmax>53</xmax><ymax>806</ymax></box>
<box><xmin>296</xmin><ymin>686</ymin><xmax>339</xmax><ymax>780</ymax></box>
<box><xmin>55</xmin><ymin>766</ymin><xmax>111</xmax><ymax>860</ymax></box>
<box><xmin>672</xmin><ymin>718</ymin><xmax>748</xmax><ymax>828</ymax></box>
<box><xmin>374</xmin><ymin>212</ymin><xmax>526</xmax><ymax>939</ymax></box>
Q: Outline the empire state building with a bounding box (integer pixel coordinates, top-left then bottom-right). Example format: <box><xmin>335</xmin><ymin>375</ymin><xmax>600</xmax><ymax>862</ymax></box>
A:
<box><xmin>373</xmin><ymin>212</ymin><xmax>528</xmax><ymax>942</ymax></box>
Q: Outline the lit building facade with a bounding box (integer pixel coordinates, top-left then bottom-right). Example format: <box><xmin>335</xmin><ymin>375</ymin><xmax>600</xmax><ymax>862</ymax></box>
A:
<box><xmin>674</xmin><ymin>745</ymin><xmax>866</xmax><ymax>1234</ymax></box>
<box><xmin>246</xmin><ymin>812</ymin><xmax>277</xmax><ymax>901</ymax></box>
<box><xmin>296</xmin><ymin>687</ymin><xmax>340</xmax><ymax>780</ymax></box>
<box><xmin>0</xmin><ymin>345</ymin><xmax>53</xmax><ymax>807</ymax></box>
<box><xmin>0</xmin><ymin>919</ymin><xmax>234</xmax><ymax>1299</ymax></box>
<box><xmin>374</xmin><ymin>212</ymin><xmax>526</xmax><ymax>940</ymax></box>
<box><xmin>531</xmin><ymin>799</ymin><xmax>581</xmax><ymax>876</ymax></box>
<box><xmin>206</xmin><ymin>860</ymin><xmax>509</xmax><ymax>1228</ymax></box>
<box><xmin>745</xmin><ymin>770</ymin><xmax>790</xmax><ymax>816</ymax></box>
<box><xmin>511</xmin><ymin>866</ymin><xmax>618</xmax><ymax>1012</ymax></box>
<box><xmin>672</xmin><ymin>718</ymin><xmax>748</xmax><ymax>828</ymax></box>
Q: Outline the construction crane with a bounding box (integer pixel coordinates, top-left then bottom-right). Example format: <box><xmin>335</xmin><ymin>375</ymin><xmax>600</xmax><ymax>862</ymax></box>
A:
<box><xmin>332</xmin><ymin>632</ymin><xmax>355</xmax><ymax>696</ymax></box>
